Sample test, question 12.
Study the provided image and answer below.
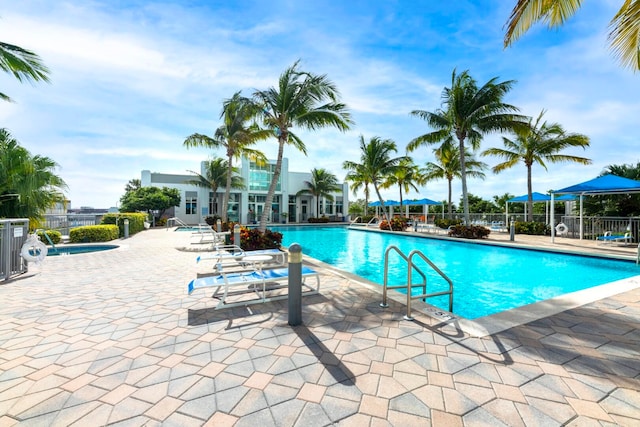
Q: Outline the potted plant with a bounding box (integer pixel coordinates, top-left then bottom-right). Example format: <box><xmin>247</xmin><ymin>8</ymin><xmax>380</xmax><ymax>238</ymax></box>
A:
<box><xmin>281</xmin><ymin>212</ymin><xmax>288</xmax><ymax>224</ymax></box>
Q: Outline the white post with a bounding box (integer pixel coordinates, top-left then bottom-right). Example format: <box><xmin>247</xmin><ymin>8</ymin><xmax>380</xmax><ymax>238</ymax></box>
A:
<box><xmin>551</xmin><ymin>193</ymin><xmax>556</xmax><ymax>243</ymax></box>
<box><xmin>579</xmin><ymin>194</ymin><xmax>584</xmax><ymax>240</ymax></box>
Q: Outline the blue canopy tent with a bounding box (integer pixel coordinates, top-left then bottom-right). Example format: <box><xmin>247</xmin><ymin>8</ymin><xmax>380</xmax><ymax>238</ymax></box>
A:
<box><xmin>367</xmin><ymin>200</ymin><xmax>400</xmax><ymax>219</ymax></box>
<box><xmin>506</xmin><ymin>192</ymin><xmax>575</xmax><ymax>225</ymax></box>
<box><xmin>550</xmin><ymin>174</ymin><xmax>640</xmax><ymax>241</ymax></box>
<box><xmin>401</xmin><ymin>198</ymin><xmax>444</xmax><ymax>220</ymax></box>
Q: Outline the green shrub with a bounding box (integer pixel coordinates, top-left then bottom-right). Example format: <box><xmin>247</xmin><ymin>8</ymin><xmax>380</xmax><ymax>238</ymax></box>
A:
<box><xmin>435</xmin><ymin>218</ymin><xmax>463</xmax><ymax>229</ymax></box>
<box><xmin>308</xmin><ymin>217</ymin><xmax>330</xmax><ymax>223</ymax></box>
<box><xmin>448</xmin><ymin>224</ymin><xmax>491</xmax><ymax>239</ymax></box>
<box><xmin>101</xmin><ymin>213</ymin><xmax>147</xmax><ymax>237</ymax></box>
<box><xmin>69</xmin><ymin>225</ymin><xmax>119</xmax><ymax>243</ymax></box>
<box><xmin>515</xmin><ymin>221</ymin><xmax>550</xmax><ymax>235</ymax></box>
<box><xmin>37</xmin><ymin>230</ymin><xmax>62</xmax><ymax>245</ymax></box>
<box><xmin>379</xmin><ymin>217</ymin><xmax>410</xmax><ymax>231</ymax></box>
<box><xmin>231</xmin><ymin>226</ymin><xmax>283</xmax><ymax>250</ymax></box>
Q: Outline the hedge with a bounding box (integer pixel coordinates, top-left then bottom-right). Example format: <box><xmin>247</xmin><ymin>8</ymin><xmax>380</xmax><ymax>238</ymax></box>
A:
<box><xmin>447</xmin><ymin>224</ymin><xmax>491</xmax><ymax>239</ymax></box>
<box><xmin>36</xmin><ymin>230</ymin><xmax>62</xmax><ymax>245</ymax></box>
<box><xmin>101</xmin><ymin>213</ymin><xmax>147</xmax><ymax>237</ymax></box>
<box><xmin>69</xmin><ymin>225</ymin><xmax>119</xmax><ymax>243</ymax></box>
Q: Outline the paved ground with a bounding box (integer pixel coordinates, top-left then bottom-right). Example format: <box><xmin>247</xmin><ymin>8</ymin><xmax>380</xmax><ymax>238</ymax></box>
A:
<box><xmin>1</xmin><ymin>227</ymin><xmax>639</xmax><ymax>426</ymax></box>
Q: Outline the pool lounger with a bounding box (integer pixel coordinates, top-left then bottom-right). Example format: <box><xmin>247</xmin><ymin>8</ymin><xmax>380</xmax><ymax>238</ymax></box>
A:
<box><xmin>196</xmin><ymin>247</ymin><xmax>286</xmax><ymax>268</ymax></box>
<box><xmin>187</xmin><ymin>265</ymin><xmax>320</xmax><ymax>309</ymax></box>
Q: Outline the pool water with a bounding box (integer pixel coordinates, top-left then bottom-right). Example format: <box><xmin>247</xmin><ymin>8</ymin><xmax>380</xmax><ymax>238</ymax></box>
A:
<box><xmin>174</xmin><ymin>226</ymin><xmax>211</xmax><ymax>232</ymax></box>
<box><xmin>47</xmin><ymin>245</ymin><xmax>119</xmax><ymax>256</ymax></box>
<box><xmin>276</xmin><ymin>226</ymin><xmax>640</xmax><ymax>319</ymax></box>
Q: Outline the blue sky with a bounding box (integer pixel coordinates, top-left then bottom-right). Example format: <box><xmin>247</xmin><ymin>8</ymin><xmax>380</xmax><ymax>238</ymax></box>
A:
<box><xmin>0</xmin><ymin>0</ymin><xmax>638</xmax><ymax>209</ymax></box>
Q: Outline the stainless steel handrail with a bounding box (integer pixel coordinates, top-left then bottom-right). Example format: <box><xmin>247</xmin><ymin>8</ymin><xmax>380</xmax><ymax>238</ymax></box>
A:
<box><xmin>406</xmin><ymin>250</ymin><xmax>454</xmax><ymax>320</ymax></box>
<box><xmin>380</xmin><ymin>245</ymin><xmax>454</xmax><ymax>321</ymax></box>
<box><xmin>380</xmin><ymin>245</ymin><xmax>427</xmax><ymax>309</ymax></box>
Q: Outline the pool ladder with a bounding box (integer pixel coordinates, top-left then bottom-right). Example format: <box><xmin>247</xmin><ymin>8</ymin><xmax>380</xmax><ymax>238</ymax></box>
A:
<box><xmin>380</xmin><ymin>245</ymin><xmax>454</xmax><ymax>320</ymax></box>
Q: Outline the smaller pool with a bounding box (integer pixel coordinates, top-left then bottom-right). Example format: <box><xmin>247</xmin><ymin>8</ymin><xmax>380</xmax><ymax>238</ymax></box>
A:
<box><xmin>174</xmin><ymin>226</ymin><xmax>212</xmax><ymax>232</ymax></box>
<box><xmin>47</xmin><ymin>245</ymin><xmax>119</xmax><ymax>256</ymax></box>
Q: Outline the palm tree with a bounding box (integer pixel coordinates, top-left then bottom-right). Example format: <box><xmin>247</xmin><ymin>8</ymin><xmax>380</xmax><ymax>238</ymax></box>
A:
<box><xmin>343</xmin><ymin>136</ymin><xmax>408</xmax><ymax>223</ymax></box>
<box><xmin>504</xmin><ymin>0</ymin><xmax>640</xmax><ymax>71</ymax></box>
<box><xmin>186</xmin><ymin>158</ymin><xmax>244</xmax><ymax>218</ymax></box>
<box><xmin>251</xmin><ymin>60</ymin><xmax>352</xmax><ymax>231</ymax></box>
<box><xmin>296</xmin><ymin>168</ymin><xmax>342</xmax><ymax>217</ymax></box>
<box><xmin>408</xmin><ymin>69</ymin><xmax>525</xmax><ymax>224</ymax></box>
<box><xmin>422</xmin><ymin>141</ymin><xmax>487</xmax><ymax>218</ymax></box>
<box><xmin>0</xmin><ymin>41</ymin><xmax>50</xmax><ymax>102</ymax></box>
<box><xmin>384</xmin><ymin>157</ymin><xmax>425</xmax><ymax>206</ymax></box>
<box><xmin>184</xmin><ymin>91</ymin><xmax>269</xmax><ymax>221</ymax></box>
<box><xmin>343</xmin><ymin>164</ymin><xmax>372</xmax><ymax>218</ymax></box>
<box><xmin>0</xmin><ymin>129</ymin><xmax>67</xmax><ymax>221</ymax></box>
<box><xmin>482</xmin><ymin>110</ymin><xmax>591</xmax><ymax>221</ymax></box>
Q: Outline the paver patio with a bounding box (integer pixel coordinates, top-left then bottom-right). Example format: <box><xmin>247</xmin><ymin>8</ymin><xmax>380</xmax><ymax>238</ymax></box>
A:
<box><xmin>0</xmin><ymin>227</ymin><xmax>639</xmax><ymax>426</ymax></box>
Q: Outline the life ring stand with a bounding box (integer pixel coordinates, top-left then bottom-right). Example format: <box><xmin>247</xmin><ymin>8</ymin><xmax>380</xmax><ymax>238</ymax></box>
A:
<box><xmin>20</xmin><ymin>234</ymin><xmax>48</xmax><ymax>264</ymax></box>
<box><xmin>555</xmin><ymin>223</ymin><xmax>569</xmax><ymax>235</ymax></box>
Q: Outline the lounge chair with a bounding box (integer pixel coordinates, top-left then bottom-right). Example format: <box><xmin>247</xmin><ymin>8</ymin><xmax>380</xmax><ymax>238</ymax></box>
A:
<box><xmin>187</xmin><ymin>265</ymin><xmax>320</xmax><ymax>309</ymax></box>
<box><xmin>598</xmin><ymin>231</ymin><xmax>632</xmax><ymax>246</ymax></box>
<box><xmin>196</xmin><ymin>245</ymin><xmax>286</xmax><ymax>270</ymax></box>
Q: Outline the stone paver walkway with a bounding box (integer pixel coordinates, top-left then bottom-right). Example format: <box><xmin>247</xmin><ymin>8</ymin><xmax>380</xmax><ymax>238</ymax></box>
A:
<box><xmin>1</xmin><ymin>228</ymin><xmax>639</xmax><ymax>426</ymax></box>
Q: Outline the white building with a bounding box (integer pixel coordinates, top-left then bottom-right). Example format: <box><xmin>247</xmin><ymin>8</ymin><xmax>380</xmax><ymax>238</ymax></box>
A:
<box><xmin>141</xmin><ymin>157</ymin><xmax>349</xmax><ymax>225</ymax></box>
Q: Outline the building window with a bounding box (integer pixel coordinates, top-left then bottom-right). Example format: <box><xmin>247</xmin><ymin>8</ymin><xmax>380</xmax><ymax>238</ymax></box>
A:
<box><xmin>185</xmin><ymin>191</ymin><xmax>197</xmax><ymax>215</ymax></box>
<box><xmin>249</xmin><ymin>162</ymin><xmax>280</xmax><ymax>191</ymax></box>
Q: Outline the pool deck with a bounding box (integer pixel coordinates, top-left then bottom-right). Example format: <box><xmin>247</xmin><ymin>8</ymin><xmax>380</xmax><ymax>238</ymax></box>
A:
<box><xmin>1</xmin><ymin>227</ymin><xmax>639</xmax><ymax>426</ymax></box>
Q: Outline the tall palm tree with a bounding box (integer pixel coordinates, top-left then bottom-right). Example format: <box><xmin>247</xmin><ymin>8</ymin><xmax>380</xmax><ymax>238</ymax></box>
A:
<box><xmin>504</xmin><ymin>0</ymin><xmax>640</xmax><ymax>71</ymax></box>
<box><xmin>251</xmin><ymin>60</ymin><xmax>352</xmax><ymax>232</ymax></box>
<box><xmin>296</xmin><ymin>168</ymin><xmax>341</xmax><ymax>217</ymax></box>
<box><xmin>343</xmin><ymin>164</ymin><xmax>372</xmax><ymax>217</ymax></box>
<box><xmin>184</xmin><ymin>91</ymin><xmax>269</xmax><ymax>221</ymax></box>
<box><xmin>482</xmin><ymin>110</ymin><xmax>591</xmax><ymax>221</ymax></box>
<box><xmin>422</xmin><ymin>141</ymin><xmax>487</xmax><ymax>218</ymax></box>
<box><xmin>0</xmin><ymin>129</ymin><xmax>67</xmax><ymax>221</ymax></box>
<box><xmin>0</xmin><ymin>41</ymin><xmax>50</xmax><ymax>102</ymax></box>
<box><xmin>384</xmin><ymin>157</ymin><xmax>425</xmax><ymax>206</ymax></box>
<box><xmin>408</xmin><ymin>69</ymin><xmax>525</xmax><ymax>224</ymax></box>
<box><xmin>186</xmin><ymin>158</ymin><xmax>244</xmax><ymax>217</ymax></box>
<box><xmin>343</xmin><ymin>136</ymin><xmax>408</xmax><ymax>223</ymax></box>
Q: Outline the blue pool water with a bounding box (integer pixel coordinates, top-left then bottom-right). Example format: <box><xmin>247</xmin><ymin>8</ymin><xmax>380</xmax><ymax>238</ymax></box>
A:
<box><xmin>275</xmin><ymin>225</ymin><xmax>640</xmax><ymax>319</ymax></box>
<box><xmin>174</xmin><ymin>226</ymin><xmax>210</xmax><ymax>232</ymax></box>
<box><xmin>47</xmin><ymin>245</ymin><xmax>119</xmax><ymax>256</ymax></box>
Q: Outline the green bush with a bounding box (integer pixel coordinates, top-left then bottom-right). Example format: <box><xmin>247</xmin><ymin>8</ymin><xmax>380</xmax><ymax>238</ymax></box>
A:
<box><xmin>101</xmin><ymin>213</ymin><xmax>147</xmax><ymax>237</ymax></box>
<box><xmin>231</xmin><ymin>226</ymin><xmax>283</xmax><ymax>250</ymax></box>
<box><xmin>69</xmin><ymin>225</ymin><xmax>119</xmax><ymax>243</ymax></box>
<box><xmin>379</xmin><ymin>217</ymin><xmax>410</xmax><ymax>231</ymax></box>
<box><xmin>448</xmin><ymin>224</ymin><xmax>491</xmax><ymax>239</ymax></box>
<box><xmin>515</xmin><ymin>221</ymin><xmax>550</xmax><ymax>235</ymax></box>
<box><xmin>435</xmin><ymin>218</ymin><xmax>463</xmax><ymax>229</ymax></box>
<box><xmin>308</xmin><ymin>217</ymin><xmax>330</xmax><ymax>223</ymax></box>
<box><xmin>37</xmin><ymin>229</ymin><xmax>62</xmax><ymax>245</ymax></box>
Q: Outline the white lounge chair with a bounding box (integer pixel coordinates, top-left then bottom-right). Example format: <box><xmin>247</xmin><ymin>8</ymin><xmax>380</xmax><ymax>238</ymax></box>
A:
<box><xmin>599</xmin><ymin>231</ymin><xmax>633</xmax><ymax>246</ymax></box>
<box><xmin>187</xmin><ymin>265</ymin><xmax>320</xmax><ymax>309</ymax></box>
<box><xmin>196</xmin><ymin>245</ymin><xmax>286</xmax><ymax>271</ymax></box>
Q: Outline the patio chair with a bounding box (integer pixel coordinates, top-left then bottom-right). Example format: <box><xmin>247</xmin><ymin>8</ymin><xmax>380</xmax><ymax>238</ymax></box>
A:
<box><xmin>196</xmin><ymin>245</ymin><xmax>286</xmax><ymax>271</ymax></box>
<box><xmin>597</xmin><ymin>231</ymin><xmax>633</xmax><ymax>246</ymax></box>
<box><xmin>187</xmin><ymin>265</ymin><xmax>320</xmax><ymax>309</ymax></box>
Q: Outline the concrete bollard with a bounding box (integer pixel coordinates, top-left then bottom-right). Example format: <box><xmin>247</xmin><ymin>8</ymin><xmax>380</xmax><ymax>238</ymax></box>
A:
<box><xmin>216</xmin><ymin>219</ymin><xmax>222</xmax><ymax>233</ymax></box>
<box><xmin>234</xmin><ymin>224</ymin><xmax>241</xmax><ymax>248</ymax></box>
<box><xmin>510</xmin><ymin>219</ymin><xmax>515</xmax><ymax>241</ymax></box>
<box><xmin>124</xmin><ymin>219</ymin><xmax>129</xmax><ymax>239</ymax></box>
<box><xmin>288</xmin><ymin>243</ymin><xmax>302</xmax><ymax>326</ymax></box>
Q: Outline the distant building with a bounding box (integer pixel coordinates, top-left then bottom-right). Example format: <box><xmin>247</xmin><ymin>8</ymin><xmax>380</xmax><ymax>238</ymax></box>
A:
<box><xmin>141</xmin><ymin>157</ymin><xmax>349</xmax><ymax>225</ymax></box>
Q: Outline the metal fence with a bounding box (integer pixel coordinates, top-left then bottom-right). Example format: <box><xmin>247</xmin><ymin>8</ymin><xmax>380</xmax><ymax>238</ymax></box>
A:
<box><xmin>42</xmin><ymin>214</ymin><xmax>104</xmax><ymax>235</ymax></box>
<box><xmin>0</xmin><ymin>218</ymin><xmax>29</xmax><ymax>281</ymax></box>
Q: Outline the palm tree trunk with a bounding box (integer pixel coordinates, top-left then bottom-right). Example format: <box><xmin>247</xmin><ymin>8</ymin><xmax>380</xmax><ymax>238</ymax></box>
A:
<box><xmin>527</xmin><ymin>164</ymin><xmax>533</xmax><ymax>222</ymax></box>
<box><xmin>458</xmin><ymin>138</ymin><xmax>470</xmax><ymax>224</ymax></box>
<box><xmin>222</xmin><ymin>152</ymin><xmax>233</xmax><ymax>222</ymax></box>
<box><xmin>447</xmin><ymin>178</ymin><xmax>453</xmax><ymax>219</ymax></box>
<box><xmin>259</xmin><ymin>136</ymin><xmax>285</xmax><ymax>232</ymax></box>
<box><xmin>374</xmin><ymin>185</ymin><xmax>390</xmax><ymax>223</ymax></box>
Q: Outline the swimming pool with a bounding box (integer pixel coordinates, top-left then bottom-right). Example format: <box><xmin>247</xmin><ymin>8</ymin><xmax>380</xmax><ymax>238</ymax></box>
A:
<box><xmin>276</xmin><ymin>225</ymin><xmax>640</xmax><ymax>319</ymax></box>
<box><xmin>47</xmin><ymin>244</ymin><xmax>119</xmax><ymax>256</ymax></box>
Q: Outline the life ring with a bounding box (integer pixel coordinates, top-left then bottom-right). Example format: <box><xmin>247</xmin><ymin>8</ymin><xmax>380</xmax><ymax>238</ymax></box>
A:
<box><xmin>20</xmin><ymin>235</ymin><xmax>48</xmax><ymax>264</ymax></box>
<box><xmin>555</xmin><ymin>223</ymin><xmax>568</xmax><ymax>235</ymax></box>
